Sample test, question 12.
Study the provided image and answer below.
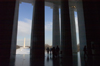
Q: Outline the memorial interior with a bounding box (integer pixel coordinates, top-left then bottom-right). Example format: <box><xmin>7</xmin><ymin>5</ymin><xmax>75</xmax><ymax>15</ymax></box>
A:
<box><xmin>0</xmin><ymin>0</ymin><xmax>100</xmax><ymax>66</ymax></box>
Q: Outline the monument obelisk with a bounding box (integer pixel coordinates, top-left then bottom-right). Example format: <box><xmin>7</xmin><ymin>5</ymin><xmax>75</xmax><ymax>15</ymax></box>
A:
<box><xmin>23</xmin><ymin>38</ymin><xmax>25</xmax><ymax>48</ymax></box>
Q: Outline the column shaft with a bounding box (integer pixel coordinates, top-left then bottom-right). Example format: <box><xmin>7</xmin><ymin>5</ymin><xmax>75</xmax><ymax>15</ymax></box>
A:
<box><xmin>76</xmin><ymin>1</ymin><xmax>87</xmax><ymax>66</ymax></box>
<box><xmin>53</xmin><ymin>4</ymin><xmax>60</xmax><ymax>48</ymax></box>
<box><xmin>61</xmin><ymin>0</ymin><xmax>72</xmax><ymax>65</ymax></box>
<box><xmin>81</xmin><ymin>1</ymin><xmax>100</xmax><ymax>65</ymax></box>
<box><xmin>69</xmin><ymin>8</ymin><xmax>77</xmax><ymax>53</ymax></box>
<box><xmin>30</xmin><ymin>0</ymin><xmax>44</xmax><ymax>66</ymax></box>
<box><xmin>0</xmin><ymin>1</ymin><xmax>16</xmax><ymax>66</ymax></box>
<box><xmin>82</xmin><ymin>1</ymin><xmax>100</xmax><ymax>55</ymax></box>
<box><xmin>93</xmin><ymin>2</ymin><xmax>100</xmax><ymax>65</ymax></box>
<box><xmin>10</xmin><ymin>0</ymin><xmax>19</xmax><ymax>66</ymax></box>
<box><xmin>69</xmin><ymin>3</ymin><xmax>78</xmax><ymax>66</ymax></box>
<box><xmin>95</xmin><ymin>1</ymin><xmax>100</xmax><ymax>56</ymax></box>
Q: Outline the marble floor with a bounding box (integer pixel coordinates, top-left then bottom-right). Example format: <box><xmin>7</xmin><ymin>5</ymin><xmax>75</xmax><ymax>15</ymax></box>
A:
<box><xmin>12</xmin><ymin>48</ymin><xmax>100</xmax><ymax>66</ymax></box>
<box><xmin>13</xmin><ymin>53</ymin><xmax>100</xmax><ymax>66</ymax></box>
<box><xmin>14</xmin><ymin>52</ymin><xmax>81</xmax><ymax>66</ymax></box>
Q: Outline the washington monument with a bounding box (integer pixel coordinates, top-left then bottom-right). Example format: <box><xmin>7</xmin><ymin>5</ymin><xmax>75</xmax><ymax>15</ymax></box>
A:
<box><xmin>23</xmin><ymin>38</ymin><xmax>25</xmax><ymax>48</ymax></box>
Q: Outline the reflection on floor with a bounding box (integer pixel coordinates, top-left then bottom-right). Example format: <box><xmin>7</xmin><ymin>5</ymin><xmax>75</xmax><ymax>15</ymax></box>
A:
<box><xmin>14</xmin><ymin>52</ymin><xmax>81</xmax><ymax>66</ymax></box>
<box><xmin>15</xmin><ymin>54</ymin><xmax>30</xmax><ymax>66</ymax></box>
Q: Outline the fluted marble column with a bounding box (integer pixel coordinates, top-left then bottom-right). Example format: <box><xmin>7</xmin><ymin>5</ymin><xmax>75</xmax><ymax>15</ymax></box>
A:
<box><xmin>69</xmin><ymin>5</ymin><xmax>78</xmax><ymax>66</ymax></box>
<box><xmin>52</xmin><ymin>4</ymin><xmax>60</xmax><ymax>48</ymax></box>
<box><xmin>76</xmin><ymin>1</ymin><xmax>86</xmax><ymax>66</ymax></box>
<box><xmin>77</xmin><ymin>0</ymin><xmax>100</xmax><ymax>66</ymax></box>
<box><xmin>61</xmin><ymin>0</ymin><xmax>72</xmax><ymax>66</ymax></box>
<box><xmin>0</xmin><ymin>0</ymin><xmax>17</xmax><ymax>66</ymax></box>
<box><xmin>69</xmin><ymin>7</ymin><xmax>77</xmax><ymax>53</ymax></box>
<box><xmin>10</xmin><ymin>0</ymin><xmax>19</xmax><ymax>66</ymax></box>
<box><xmin>30</xmin><ymin>0</ymin><xmax>44</xmax><ymax>66</ymax></box>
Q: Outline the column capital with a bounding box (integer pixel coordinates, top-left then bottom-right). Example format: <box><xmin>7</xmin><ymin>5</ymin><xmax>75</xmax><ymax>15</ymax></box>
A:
<box><xmin>53</xmin><ymin>4</ymin><xmax>59</xmax><ymax>8</ymax></box>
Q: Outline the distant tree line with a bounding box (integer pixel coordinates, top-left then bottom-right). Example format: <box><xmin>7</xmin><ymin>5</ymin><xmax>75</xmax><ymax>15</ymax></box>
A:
<box><xmin>16</xmin><ymin>45</ymin><xmax>22</xmax><ymax>49</ymax></box>
<box><xmin>45</xmin><ymin>44</ymin><xmax>52</xmax><ymax>51</ymax></box>
<box><xmin>16</xmin><ymin>45</ymin><xmax>30</xmax><ymax>49</ymax></box>
<box><xmin>16</xmin><ymin>44</ymin><xmax>80</xmax><ymax>52</ymax></box>
<box><xmin>16</xmin><ymin>44</ymin><xmax>52</xmax><ymax>50</ymax></box>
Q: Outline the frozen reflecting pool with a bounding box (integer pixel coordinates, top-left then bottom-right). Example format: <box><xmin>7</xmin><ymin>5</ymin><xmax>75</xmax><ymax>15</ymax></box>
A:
<box><xmin>16</xmin><ymin>47</ymin><xmax>30</xmax><ymax>54</ymax></box>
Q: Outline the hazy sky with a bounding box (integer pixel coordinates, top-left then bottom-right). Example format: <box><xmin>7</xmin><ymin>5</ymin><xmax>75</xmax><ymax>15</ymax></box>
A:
<box><xmin>17</xmin><ymin>2</ymin><xmax>79</xmax><ymax>46</ymax></box>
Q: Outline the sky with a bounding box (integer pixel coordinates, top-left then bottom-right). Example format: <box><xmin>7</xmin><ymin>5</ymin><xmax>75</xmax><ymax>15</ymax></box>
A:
<box><xmin>17</xmin><ymin>2</ymin><xmax>53</xmax><ymax>46</ymax></box>
<box><xmin>17</xmin><ymin>2</ymin><xmax>79</xmax><ymax>46</ymax></box>
<box><xmin>74</xmin><ymin>11</ymin><xmax>79</xmax><ymax>44</ymax></box>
